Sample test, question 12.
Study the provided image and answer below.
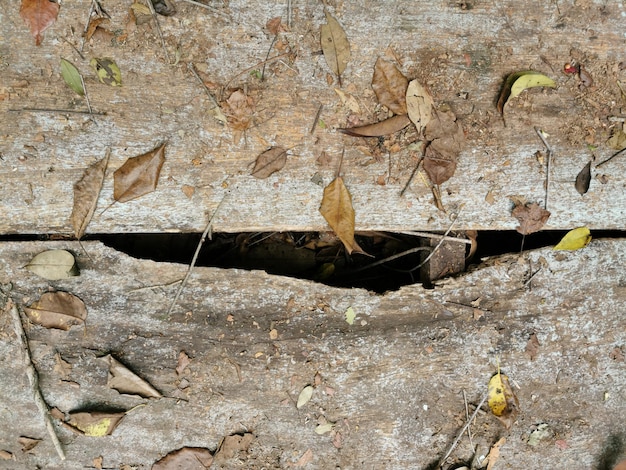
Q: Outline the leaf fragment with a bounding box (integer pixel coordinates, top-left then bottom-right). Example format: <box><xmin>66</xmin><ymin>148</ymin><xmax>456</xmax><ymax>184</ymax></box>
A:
<box><xmin>71</xmin><ymin>150</ymin><xmax>110</xmax><ymax>239</ymax></box>
<box><xmin>105</xmin><ymin>355</ymin><xmax>162</xmax><ymax>398</ymax></box>
<box><xmin>18</xmin><ymin>436</ymin><xmax>41</xmax><ymax>453</ymax></box>
<box><xmin>296</xmin><ymin>385</ymin><xmax>314</xmax><ymax>408</ymax></box>
<box><xmin>315</xmin><ymin>422</ymin><xmax>335</xmax><ymax>435</ymax></box>
<box><xmin>320</xmin><ymin>10</ymin><xmax>350</xmax><ymax>85</ymax></box>
<box><xmin>319</xmin><ymin>177</ymin><xmax>364</xmax><ymax>255</ymax></box>
<box><xmin>151</xmin><ymin>0</ymin><xmax>176</xmax><ymax>16</ymax></box>
<box><xmin>497</xmin><ymin>71</ymin><xmax>556</xmax><ymax>115</ymax></box>
<box><xmin>406</xmin><ymin>79</ymin><xmax>434</xmax><ymax>133</ymax></box>
<box><xmin>553</xmin><ymin>226</ymin><xmax>591</xmax><ymax>251</ymax></box>
<box><xmin>575</xmin><ymin>160</ymin><xmax>592</xmax><ymax>195</ymax></box>
<box><xmin>511</xmin><ymin>202</ymin><xmax>550</xmax><ymax>235</ymax></box>
<box><xmin>339</xmin><ymin>114</ymin><xmax>411</xmax><ymax>137</ymax></box>
<box><xmin>25</xmin><ymin>249</ymin><xmax>79</xmax><ymax>280</ymax></box>
<box><xmin>24</xmin><ymin>291</ymin><xmax>87</xmax><ymax>330</ymax></box>
<box><xmin>90</xmin><ymin>58</ymin><xmax>122</xmax><ymax>86</ymax></box>
<box><xmin>251</xmin><ymin>146</ymin><xmax>287</xmax><ymax>179</ymax></box>
<box><xmin>60</xmin><ymin>59</ymin><xmax>85</xmax><ymax>96</ymax></box>
<box><xmin>371</xmin><ymin>58</ymin><xmax>408</xmax><ymax>114</ymax></box>
<box><xmin>113</xmin><ymin>143</ymin><xmax>166</xmax><ymax>202</ymax></box>
<box><xmin>487</xmin><ymin>368</ymin><xmax>519</xmax><ymax>429</ymax></box>
<box><xmin>67</xmin><ymin>411</ymin><xmax>125</xmax><ymax>437</ymax></box>
<box><xmin>344</xmin><ymin>307</ymin><xmax>356</xmax><ymax>325</ymax></box>
<box><xmin>423</xmin><ymin>105</ymin><xmax>465</xmax><ymax>185</ymax></box>
<box><xmin>20</xmin><ymin>0</ymin><xmax>60</xmax><ymax>46</ymax></box>
<box><xmin>152</xmin><ymin>447</ymin><xmax>214</xmax><ymax>470</ymax></box>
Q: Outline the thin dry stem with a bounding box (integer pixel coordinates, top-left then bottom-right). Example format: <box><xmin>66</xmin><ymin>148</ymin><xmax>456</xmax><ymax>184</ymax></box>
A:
<box><xmin>535</xmin><ymin>127</ymin><xmax>552</xmax><ymax>210</ymax></box>
<box><xmin>177</xmin><ymin>0</ymin><xmax>230</xmax><ymax>18</ymax></box>
<box><xmin>145</xmin><ymin>0</ymin><xmax>172</xmax><ymax>64</ymax></box>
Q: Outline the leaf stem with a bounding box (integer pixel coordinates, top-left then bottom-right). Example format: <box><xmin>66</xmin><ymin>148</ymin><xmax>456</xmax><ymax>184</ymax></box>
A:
<box><xmin>534</xmin><ymin>127</ymin><xmax>552</xmax><ymax>210</ymax></box>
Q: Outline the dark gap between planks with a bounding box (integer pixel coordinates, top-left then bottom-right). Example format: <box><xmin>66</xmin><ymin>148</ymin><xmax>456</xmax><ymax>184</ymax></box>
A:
<box><xmin>2</xmin><ymin>231</ymin><xmax>625</xmax><ymax>293</ymax></box>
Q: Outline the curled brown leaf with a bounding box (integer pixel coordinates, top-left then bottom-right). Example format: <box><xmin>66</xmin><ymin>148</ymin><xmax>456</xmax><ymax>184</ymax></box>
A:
<box><xmin>339</xmin><ymin>114</ymin><xmax>410</xmax><ymax>137</ymax></box>
<box><xmin>511</xmin><ymin>201</ymin><xmax>551</xmax><ymax>235</ymax></box>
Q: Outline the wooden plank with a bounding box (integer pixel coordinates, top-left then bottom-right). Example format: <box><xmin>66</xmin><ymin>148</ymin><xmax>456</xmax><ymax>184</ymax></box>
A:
<box><xmin>1</xmin><ymin>0</ymin><xmax>625</xmax><ymax>234</ymax></box>
<box><xmin>0</xmin><ymin>240</ymin><xmax>624</xmax><ymax>468</ymax></box>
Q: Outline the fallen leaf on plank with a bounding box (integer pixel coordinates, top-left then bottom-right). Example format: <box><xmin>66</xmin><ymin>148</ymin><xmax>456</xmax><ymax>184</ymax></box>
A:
<box><xmin>406</xmin><ymin>78</ymin><xmax>434</xmax><ymax>133</ymax></box>
<box><xmin>511</xmin><ymin>201</ymin><xmax>550</xmax><ymax>235</ymax></box>
<box><xmin>152</xmin><ymin>447</ymin><xmax>213</xmax><ymax>470</ymax></box>
<box><xmin>339</xmin><ymin>114</ymin><xmax>411</xmax><ymax>137</ymax></box>
<box><xmin>296</xmin><ymin>385</ymin><xmax>313</xmax><ymax>408</ymax></box>
<box><xmin>320</xmin><ymin>10</ymin><xmax>350</xmax><ymax>85</ymax></box>
<box><xmin>319</xmin><ymin>177</ymin><xmax>365</xmax><ymax>255</ymax></box>
<box><xmin>371</xmin><ymin>58</ymin><xmax>408</xmax><ymax>114</ymax></box>
<box><xmin>60</xmin><ymin>59</ymin><xmax>84</xmax><ymax>96</ymax></box>
<box><xmin>24</xmin><ymin>291</ymin><xmax>87</xmax><ymax>330</ymax></box>
<box><xmin>497</xmin><ymin>71</ymin><xmax>556</xmax><ymax>115</ymax></box>
<box><xmin>114</xmin><ymin>142</ymin><xmax>166</xmax><ymax>202</ymax></box>
<box><xmin>251</xmin><ymin>146</ymin><xmax>287</xmax><ymax>179</ymax></box>
<box><xmin>553</xmin><ymin>226</ymin><xmax>591</xmax><ymax>251</ymax></box>
<box><xmin>71</xmin><ymin>150</ymin><xmax>110</xmax><ymax>239</ymax></box>
<box><xmin>66</xmin><ymin>411</ymin><xmax>126</xmax><ymax>437</ymax></box>
<box><xmin>423</xmin><ymin>105</ymin><xmax>464</xmax><ymax>185</ymax></box>
<box><xmin>105</xmin><ymin>355</ymin><xmax>162</xmax><ymax>398</ymax></box>
<box><xmin>487</xmin><ymin>367</ymin><xmax>519</xmax><ymax>429</ymax></box>
<box><xmin>25</xmin><ymin>250</ymin><xmax>79</xmax><ymax>280</ymax></box>
<box><xmin>20</xmin><ymin>0</ymin><xmax>60</xmax><ymax>46</ymax></box>
<box><xmin>575</xmin><ymin>160</ymin><xmax>592</xmax><ymax>195</ymax></box>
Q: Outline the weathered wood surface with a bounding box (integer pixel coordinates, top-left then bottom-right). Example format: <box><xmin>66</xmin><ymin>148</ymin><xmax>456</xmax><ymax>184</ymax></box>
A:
<box><xmin>0</xmin><ymin>240</ymin><xmax>624</xmax><ymax>468</ymax></box>
<box><xmin>1</xmin><ymin>1</ymin><xmax>625</xmax><ymax>234</ymax></box>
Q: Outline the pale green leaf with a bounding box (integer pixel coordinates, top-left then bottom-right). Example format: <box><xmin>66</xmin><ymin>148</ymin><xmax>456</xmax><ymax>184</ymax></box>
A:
<box><xmin>345</xmin><ymin>307</ymin><xmax>356</xmax><ymax>325</ymax></box>
<box><xmin>60</xmin><ymin>59</ymin><xmax>85</xmax><ymax>96</ymax></box>
<box><xmin>296</xmin><ymin>385</ymin><xmax>313</xmax><ymax>409</ymax></box>
<box><xmin>25</xmin><ymin>250</ymin><xmax>79</xmax><ymax>280</ymax></box>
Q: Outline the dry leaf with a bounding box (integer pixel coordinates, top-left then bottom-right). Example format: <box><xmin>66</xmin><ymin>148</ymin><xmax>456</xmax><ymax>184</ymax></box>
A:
<box><xmin>24</xmin><ymin>291</ymin><xmax>87</xmax><ymax>330</ymax></box>
<box><xmin>553</xmin><ymin>226</ymin><xmax>592</xmax><ymax>251</ymax></box>
<box><xmin>214</xmin><ymin>433</ymin><xmax>255</xmax><ymax>461</ymax></box>
<box><xmin>485</xmin><ymin>437</ymin><xmax>506</xmax><ymax>470</ymax></box>
<box><xmin>105</xmin><ymin>355</ymin><xmax>162</xmax><ymax>398</ymax></box>
<box><xmin>18</xmin><ymin>436</ymin><xmax>41</xmax><ymax>453</ymax></box>
<box><xmin>266</xmin><ymin>16</ymin><xmax>287</xmax><ymax>35</ymax></box>
<box><xmin>25</xmin><ymin>249</ymin><xmax>79</xmax><ymax>280</ymax></box>
<box><xmin>334</xmin><ymin>88</ymin><xmax>360</xmax><ymax>113</ymax></box>
<box><xmin>406</xmin><ymin>79</ymin><xmax>434</xmax><ymax>133</ymax></box>
<box><xmin>293</xmin><ymin>448</ymin><xmax>313</xmax><ymax>467</ymax></box>
<box><xmin>320</xmin><ymin>10</ymin><xmax>350</xmax><ymax>85</ymax></box>
<box><xmin>0</xmin><ymin>450</ymin><xmax>13</xmax><ymax>460</ymax></box>
<box><xmin>423</xmin><ymin>106</ymin><xmax>464</xmax><ymax>185</ymax></box>
<box><xmin>319</xmin><ymin>177</ymin><xmax>364</xmax><ymax>255</ymax></box>
<box><xmin>114</xmin><ymin>143</ymin><xmax>166</xmax><ymax>202</ymax></box>
<box><xmin>525</xmin><ymin>332</ymin><xmax>540</xmax><ymax>361</ymax></box>
<box><xmin>54</xmin><ymin>352</ymin><xmax>73</xmax><ymax>378</ymax></box>
<box><xmin>296</xmin><ymin>385</ymin><xmax>313</xmax><ymax>408</ymax></box>
<box><xmin>67</xmin><ymin>411</ymin><xmax>125</xmax><ymax>437</ymax></box>
<box><xmin>151</xmin><ymin>0</ymin><xmax>176</xmax><ymax>16</ymax></box>
<box><xmin>225</xmin><ymin>90</ymin><xmax>255</xmax><ymax>144</ymax></box>
<box><xmin>371</xmin><ymin>58</ymin><xmax>408</xmax><ymax>114</ymax></box>
<box><xmin>511</xmin><ymin>202</ymin><xmax>550</xmax><ymax>235</ymax></box>
<box><xmin>152</xmin><ymin>447</ymin><xmax>213</xmax><ymax>470</ymax></box>
<box><xmin>20</xmin><ymin>0</ymin><xmax>60</xmax><ymax>46</ymax></box>
<box><xmin>176</xmin><ymin>350</ymin><xmax>191</xmax><ymax>375</ymax></box>
<box><xmin>487</xmin><ymin>368</ymin><xmax>519</xmax><ymax>429</ymax></box>
<box><xmin>85</xmin><ymin>17</ymin><xmax>109</xmax><ymax>41</ymax></box>
<box><xmin>251</xmin><ymin>146</ymin><xmax>287</xmax><ymax>179</ymax></box>
<box><xmin>575</xmin><ymin>160</ymin><xmax>592</xmax><ymax>195</ymax></box>
<box><xmin>71</xmin><ymin>150</ymin><xmax>110</xmax><ymax>239</ymax></box>
<box><xmin>339</xmin><ymin>114</ymin><xmax>411</xmax><ymax>137</ymax></box>
<box><xmin>497</xmin><ymin>71</ymin><xmax>556</xmax><ymax>115</ymax></box>
<box><xmin>93</xmin><ymin>456</ymin><xmax>103</xmax><ymax>470</ymax></box>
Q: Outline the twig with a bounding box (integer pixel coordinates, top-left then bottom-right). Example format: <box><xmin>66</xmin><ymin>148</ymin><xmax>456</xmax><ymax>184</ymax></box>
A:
<box><xmin>223</xmin><ymin>52</ymin><xmax>291</xmax><ymax>90</ymax></box>
<box><xmin>406</xmin><ymin>209</ymin><xmax>461</xmax><ymax>273</ymax></box>
<box><xmin>535</xmin><ymin>127</ymin><xmax>552</xmax><ymax>210</ymax></box>
<box><xmin>287</xmin><ymin>0</ymin><xmax>292</xmax><ymax>28</ymax></box>
<box><xmin>310</xmin><ymin>104</ymin><xmax>323</xmax><ymax>134</ymax></box>
<box><xmin>596</xmin><ymin>146</ymin><xmax>626</xmax><ymax>168</ymax></box>
<box><xmin>399</xmin><ymin>155</ymin><xmax>424</xmax><ymax>196</ymax></box>
<box><xmin>348</xmin><ymin>246</ymin><xmax>432</xmax><ymax>274</ymax></box>
<box><xmin>2</xmin><ymin>291</ymin><xmax>65</xmax><ymax>460</ymax></box>
<box><xmin>166</xmin><ymin>195</ymin><xmax>227</xmax><ymax>316</ymax></box>
<box><xmin>395</xmin><ymin>231</ymin><xmax>472</xmax><ymax>245</ymax></box>
<box><xmin>9</xmin><ymin>108</ymin><xmax>107</xmax><ymax>115</ymax></box>
<box><xmin>145</xmin><ymin>0</ymin><xmax>172</xmax><ymax>64</ymax></box>
<box><xmin>463</xmin><ymin>389</ymin><xmax>474</xmax><ymax>449</ymax></box>
<box><xmin>79</xmin><ymin>0</ymin><xmax>96</xmax><ymax>53</ymax></box>
<box><xmin>261</xmin><ymin>35</ymin><xmax>278</xmax><ymax>81</ymax></box>
<box><xmin>187</xmin><ymin>63</ymin><xmax>222</xmax><ymax>112</ymax></box>
<box><xmin>177</xmin><ymin>0</ymin><xmax>230</xmax><ymax>18</ymax></box>
<box><xmin>437</xmin><ymin>392</ymin><xmax>488</xmax><ymax>469</ymax></box>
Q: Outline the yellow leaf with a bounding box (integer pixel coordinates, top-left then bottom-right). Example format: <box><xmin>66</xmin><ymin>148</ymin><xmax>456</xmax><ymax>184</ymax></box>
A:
<box><xmin>345</xmin><ymin>307</ymin><xmax>356</xmax><ymax>325</ymax></box>
<box><xmin>553</xmin><ymin>227</ymin><xmax>591</xmax><ymax>251</ymax></box>
<box><xmin>487</xmin><ymin>365</ymin><xmax>519</xmax><ymax>429</ymax></box>
<box><xmin>497</xmin><ymin>71</ymin><xmax>556</xmax><ymax>114</ymax></box>
<box><xmin>319</xmin><ymin>177</ymin><xmax>364</xmax><ymax>255</ymax></box>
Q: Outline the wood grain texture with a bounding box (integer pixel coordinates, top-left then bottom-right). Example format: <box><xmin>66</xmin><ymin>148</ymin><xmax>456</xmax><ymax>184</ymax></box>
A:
<box><xmin>0</xmin><ymin>240</ymin><xmax>624</xmax><ymax>468</ymax></box>
<box><xmin>1</xmin><ymin>0</ymin><xmax>624</xmax><ymax>234</ymax></box>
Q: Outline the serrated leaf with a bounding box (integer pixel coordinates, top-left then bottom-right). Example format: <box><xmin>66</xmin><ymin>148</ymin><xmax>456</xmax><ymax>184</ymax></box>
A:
<box><xmin>296</xmin><ymin>385</ymin><xmax>313</xmax><ymax>409</ymax></box>
<box><xmin>339</xmin><ymin>114</ymin><xmax>411</xmax><ymax>137</ymax></box>
<box><xmin>25</xmin><ymin>249</ymin><xmax>79</xmax><ymax>280</ymax></box>
<box><xmin>60</xmin><ymin>59</ymin><xmax>84</xmax><ymax>96</ymax></box>
<box><xmin>406</xmin><ymin>79</ymin><xmax>434</xmax><ymax>133</ymax></box>
<box><xmin>344</xmin><ymin>307</ymin><xmax>355</xmax><ymax>325</ymax></box>
<box><xmin>23</xmin><ymin>291</ymin><xmax>87</xmax><ymax>330</ymax></box>
<box><xmin>114</xmin><ymin>143</ymin><xmax>166</xmax><ymax>202</ymax></box>
<box><xmin>371</xmin><ymin>58</ymin><xmax>408</xmax><ymax>114</ymax></box>
<box><xmin>497</xmin><ymin>71</ymin><xmax>556</xmax><ymax>115</ymax></box>
<box><xmin>319</xmin><ymin>177</ymin><xmax>364</xmax><ymax>255</ymax></box>
<box><xmin>320</xmin><ymin>10</ymin><xmax>350</xmax><ymax>85</ymax></box>
<box><xmin>553</xmin><ymin>227</ymin><xmax>591</xmax><ymax>251</ymax></box>
<box><xmin>20</xmin><ymin>0</ymin><xmax>60</xmax><ymax>46</ymax></box>
<box><xmin>71</xmin><ymin>150</ymin><xmax>110</xmax><ymax>239</ymax></box>
<box><xmin>251</xmin><ymin>146</ymin><xmax>287</xmax><ymax>179</ymax></box>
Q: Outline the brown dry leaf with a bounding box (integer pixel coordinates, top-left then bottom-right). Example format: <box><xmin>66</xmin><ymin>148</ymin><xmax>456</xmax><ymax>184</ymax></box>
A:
<box><xmin>0</xmin><ymin>450</ymin><xmax>13</xmax><ymax>460</ymax></box>
<box><xmin>225</xmin><ymin>90</ymin><xmax>255</xmax><ymax>144</ymax></box>
<box><xmin>20</xmin><ymin>0</ymin><xmax>60</xmax><ymax>46</ymax></box>
<box><xmin>319</xmin><ymin>177</ymin><xmax>364</xmax><ymax>255</ymax></box>
<box><xmin>266</xmin><ymin>16</ymin><xmax>288</xmax><ymax>35</ymax></box>
<box><xmin>371</xmin><ymin>58</ymin><xmax>408</xmax><ymax>114</ymax></box>
<box><xmin>485</xmin><ymin>437</ymin><xmax>506</xmax><ymax>470</ymax></box>
<box><xmin>251</xmin><ymin>146</ymin><xmax>288</xmax><ymax>179</ymax></box>
<box><xmin>525</xmin><ymin>332</ymin><xmax>540</xmax><ymax>361</ymax></box>
<box><xmin>511</xmin><ymin>202</ymin><xmax>551</xmax><ymax>235</ymax></box>
<box><xmin>71</xmin><ymin>149</ymin><xmax>110</xmax><ymax>239</ymax></box>
<box><xmin>24</xmin><ymin>291</ymin><xmax>87</xmax><ymax>330</ymax></box>
<box><xmin>93</xmin><ymin>456</ymin><xmax>103</xmax><ymax>470</ymax></box>
<box><xmin>85</xmin><ymin>17</ymin><xmax>109</xmax><ymax>41</ymax></box>
<box><xmin>575</xmin><ymin>160</ymin><xmax>592</xmax><ymax>195</ymax></box>
<box><xmin>339</xmin><ymin>114</ymin><xmax>411</xmax><ymax>137</ymax></box>
<box><xmin>152</xmin><ymin>447</ymin><xmax>213</xmax><ymax>470</ymax></box>
<box><xmin>214</xmin><ymin>433</ymin><xmax>255</xmax><ymax>462</ymax></box>
<box><xmin>18</xmin><ymin>436</ymin><xmax>41</xmax><ymax>453</ymax></box>
<box><xmin>54</xmin><ymin>352</ymin><xmax>73</xmax><ymax>378</ymax></box>
<box><xmin>105</xmin><ymin>355</ymin><xmax>162</xmax><ymax>398</ymax></box>
<box><xmin>293</xmin><ymin>448</ymin><xmax>313</xmax><ymax>467</ymax></box>
<box><xmin>151</xmin><ymin>0</ymin><xmax>176</xmax><ymax>16</ymax></box>
<box><xmin>320</xmin><ymin>10</ymin><xmax>350</xmax><ymax>86</ymax></box>
<box><xmin>423</xmin><ymin>105</ymin><xmax>464</xmax><ymax>185</ymax></box>
<box><xmin>406</xmin><ymin>79</ymin><xmax>434</xmax><ymax>133</ymax></box>
<box><xmin>176</xmin><ymin>350</ymin><xmax>191</xmax><ymax>375</ymax></box>
<box><xmin>113</xmin><ymin>142</ymin><xmax>166</xmax><ymax>203</ymax></box>
<box><xmin>67</xmin><ymin>411</ymin><xmax>125</xmax><ymax>437</ymax></box>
